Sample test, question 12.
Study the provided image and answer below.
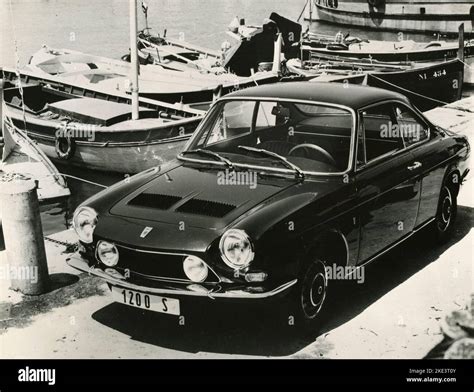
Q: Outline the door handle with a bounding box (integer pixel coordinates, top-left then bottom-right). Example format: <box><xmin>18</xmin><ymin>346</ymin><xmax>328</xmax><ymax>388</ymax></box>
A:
<box><xmin>407</xmin><ymin>161</ymin><xmax>422</xmax><ymax>171</ymax></box>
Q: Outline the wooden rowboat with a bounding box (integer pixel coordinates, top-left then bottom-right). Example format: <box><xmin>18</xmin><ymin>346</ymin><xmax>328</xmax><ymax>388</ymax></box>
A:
<box><xmin>26</xmin><ymin>46</ymin><xmax>279</xmax><ymax>106</ymax></box>
<box><xmin>1</xmin><ymin>72</ymin><xmax>204</xmax><ymax>174</ymax></box>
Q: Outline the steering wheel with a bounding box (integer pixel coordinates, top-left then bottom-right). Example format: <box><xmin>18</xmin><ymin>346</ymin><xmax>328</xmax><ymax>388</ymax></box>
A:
<box><xmin>289</xmin><ymin>144</ymin><xmax>337</xmax><ymax>166</ymax></box>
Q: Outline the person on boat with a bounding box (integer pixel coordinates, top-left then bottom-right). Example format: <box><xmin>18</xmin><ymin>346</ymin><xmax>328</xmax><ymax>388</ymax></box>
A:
<box><xmin>335</xmin><ymin>31</ymin><xmax>344</xmax><ymax>44</ymax></box>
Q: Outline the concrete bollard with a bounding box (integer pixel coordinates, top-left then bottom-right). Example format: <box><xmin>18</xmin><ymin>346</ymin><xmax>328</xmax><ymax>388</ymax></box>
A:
<box><xmin>0</xmin><ymin>173</ymin><xmax>50</xmax><ymax>295</ymax></box>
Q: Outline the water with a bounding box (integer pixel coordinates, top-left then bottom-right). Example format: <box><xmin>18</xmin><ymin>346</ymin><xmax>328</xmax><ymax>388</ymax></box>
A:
<box><xmin>0</xmin><ymin>0</ymin><xmax>467</xmax><ymax>235</ymax></box>
<box><xmin>1</xmin><ymin>0</ymin><xmax>436</xmax><ymax>67</ymax></box>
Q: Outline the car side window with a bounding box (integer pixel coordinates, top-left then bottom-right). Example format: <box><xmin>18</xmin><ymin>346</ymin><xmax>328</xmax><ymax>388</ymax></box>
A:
<box><xmin>394</xmin><ymin>104</ymin><xmax>430</xmax><ymax>147</ymax></box>
<box><xmin>360</xmin><ymin>104</ymin><xmax>405</xmax><ymax>164</ymax></box>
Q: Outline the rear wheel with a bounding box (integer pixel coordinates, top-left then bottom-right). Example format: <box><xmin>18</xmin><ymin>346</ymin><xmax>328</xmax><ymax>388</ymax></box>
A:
<box><xmin>434</xmin><ymin>181</ymin><xmax>458</xmax><ymax>243</ymax></box>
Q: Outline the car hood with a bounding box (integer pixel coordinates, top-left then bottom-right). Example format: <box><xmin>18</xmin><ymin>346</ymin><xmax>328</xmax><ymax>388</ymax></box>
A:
<box><xmin>109</xmin><ymin>164</ymin><xmax>300</xmax><ymax>231</ymax></box>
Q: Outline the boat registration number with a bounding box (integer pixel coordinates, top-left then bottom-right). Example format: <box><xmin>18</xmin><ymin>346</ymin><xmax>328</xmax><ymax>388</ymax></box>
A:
<box><xmin>112</xmin><ymin>287</ymin><xmax>180</xmax><ymax>316</ymax></box>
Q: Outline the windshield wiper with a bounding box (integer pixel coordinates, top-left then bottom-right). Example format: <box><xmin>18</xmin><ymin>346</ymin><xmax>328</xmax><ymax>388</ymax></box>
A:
<box><xmin>182</xmin><ymin>149</ymin><xmax>234</xmax><ymax>169</ymax></box>
<box><xmin>238</xmin><ymin>146</ymin><xmax>305</xmax><ymax>180</ymax></box>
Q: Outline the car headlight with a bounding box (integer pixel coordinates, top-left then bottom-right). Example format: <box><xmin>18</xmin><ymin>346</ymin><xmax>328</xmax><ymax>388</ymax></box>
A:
<box><xmin>219</xmin><ymin>229</ymin><xmax>254</xmax><ymax>270</ymax></box>
<box><xmin>73</xmin><ymin>206</ymin><xmax>98</xmax><ymax>244</ymax></box>
<box><xmin>183</xmin><ymin>256</ymin><xmax>208</xmax><ymax>283</ymax></box>
<box><xmin>96</xmin><ymin>241</ymin><xmax>119</xmax><ymax>267</ymax></box>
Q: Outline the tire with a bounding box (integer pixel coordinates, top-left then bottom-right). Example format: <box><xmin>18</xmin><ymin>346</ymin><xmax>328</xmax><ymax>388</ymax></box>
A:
<box><xmin>55</xmin><ymin>136</ymin><xmax>76</xmax><ymax>160</ymax></box>
<box><xmin>434</xmin><ymin>179</ymin><xmax>458</xmax><ymax>243</ymax></box>
<box><xmin>286</xmin><ymin>258</ymin><xmax>329</xmax><ymax>333</ymax></box>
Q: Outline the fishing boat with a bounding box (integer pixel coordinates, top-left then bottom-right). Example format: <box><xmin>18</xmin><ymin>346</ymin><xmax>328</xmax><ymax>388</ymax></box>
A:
<box><xmin>286</xmin><ymin>57</ymin><xmax>464</xmax><ymax>111</ymax></box>
<box><xmin>304</xmin><ymin>0</ymin><xmax>474</xmax><ymax>35</ymax></box>
<box><xmin>302</xmin><ymin>31</ymin><xmax>474</xmax><ymax>84</ymax></box>
<box><xmin>136</xmin><ymin>28</ymin><xmax>225</xmax><ymax>74</ymax></box>
<box><xmin>1</xmin><ymin>79</ymin><xmax>203</xmax><ymax>174</ymax></box>
<box><xmin>138</xmin><ymin>13</ymin><xmax>303</xmax><ymax>78</ymax></box>
<box><xmin>0</xmin><ymin>117</ymin><xmax>70</xmax><ymax>205</ymax></box>
<box><xmin>26</xmin><ymin>45</ymin><xmax>280</xmax><ymax>106</ymax></box>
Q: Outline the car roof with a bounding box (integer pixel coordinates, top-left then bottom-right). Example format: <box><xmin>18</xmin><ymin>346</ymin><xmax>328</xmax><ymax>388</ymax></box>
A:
<box><xmin>224</xmin><ymin>82</ymin><xmax>410</xmax><ymax>109</ymax></box>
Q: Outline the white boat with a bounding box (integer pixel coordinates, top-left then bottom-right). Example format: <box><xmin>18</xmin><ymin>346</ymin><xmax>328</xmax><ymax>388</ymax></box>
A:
<box><xmin>26</xmin><ymin>46</ymin><xmax>279</xmax><ymax>105</ymax></box>
<box><xmin>306</xmin><ymin>0</ymin><xmax>474</xmax><ymax>35</ymax></box>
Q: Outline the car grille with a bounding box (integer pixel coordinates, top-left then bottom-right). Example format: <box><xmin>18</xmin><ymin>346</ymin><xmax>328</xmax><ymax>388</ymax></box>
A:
<box><xmin>112</xmin><ymin>245</ymin><xmax>220</xmax><ymax>283</ymax></box>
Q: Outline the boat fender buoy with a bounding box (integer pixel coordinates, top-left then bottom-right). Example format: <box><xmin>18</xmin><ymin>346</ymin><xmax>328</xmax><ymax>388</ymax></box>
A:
<box><xmin>55</xmin><ymin>135</ymin><xmax>76</xmax><ymax>160</ymax></box>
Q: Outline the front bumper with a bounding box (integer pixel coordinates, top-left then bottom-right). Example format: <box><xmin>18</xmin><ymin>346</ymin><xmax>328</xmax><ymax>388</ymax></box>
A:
<box><xmin>67</xmin><ymin>253</ymin><xmax>297</xmax><ymax>300</ymax></box>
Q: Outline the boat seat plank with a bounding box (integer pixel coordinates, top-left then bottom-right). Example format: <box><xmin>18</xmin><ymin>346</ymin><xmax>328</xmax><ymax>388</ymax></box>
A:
<box><xmin>48</xmin><ymin>97</ymin><xmax>155</xmax><ymax>126</ymax></box>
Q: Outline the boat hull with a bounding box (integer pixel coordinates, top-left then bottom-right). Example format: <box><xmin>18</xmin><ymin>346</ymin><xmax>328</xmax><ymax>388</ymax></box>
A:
<box><xmin>366</xmin><ymin>60</ymin><xmax>464</xmax><ymax>111</ymax></box>
<box><xmin>303</xmin><ymin>45</ymin><xmax>474</xmax><ymax>85</ymax></box>
<box><xmin>5</xmin><ymin>114</ymin><xmax>195</xmax><ymax>174</ymax></box>
<box><xmin>28</xmin><ymin>137</ymin><xmax>186</xmax><ymax>174</ymax></box>
<box><xmin>308</xmin><ymin>0</ymin><xmax>474</xmax><ymax>35</ymax></box>
<box><xmin>288</xmin><ymin>59</ymin><xmax>464</xmax><ymax>111</ymax></box>
<box><xmin>140</xmin><ymin>75</ymin><xmax>280</xmax><ymax>104</ymax></box>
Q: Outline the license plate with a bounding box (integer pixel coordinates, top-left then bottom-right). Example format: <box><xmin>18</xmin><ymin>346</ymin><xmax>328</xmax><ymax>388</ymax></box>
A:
<box><xmin>111</xmin><ymin>287</ymin><xmax>180</xmax><ymax>316</ymax></box>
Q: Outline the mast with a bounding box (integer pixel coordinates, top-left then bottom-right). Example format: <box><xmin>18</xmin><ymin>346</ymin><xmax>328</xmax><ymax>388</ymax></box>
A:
<box><xmin>130</xmin><ymin>0</ymin><xmax>140</xmax><ymax>120</ymax></box>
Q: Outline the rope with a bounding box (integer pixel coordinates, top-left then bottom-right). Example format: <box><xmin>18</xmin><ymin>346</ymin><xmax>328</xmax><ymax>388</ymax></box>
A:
<box><xmin>8</xmin><ymin>0</ymin><xmax>28</xmax><ymax>135</ymax></box>
<box><xmin>459</xmin><ymin>59</ymin><xmax>473</xmax><ymax>69</ymax></box>
<box><xmin>368</xmin><ymin>74</ymin><xmax>451</xmax><ymax>106</ymax></box>
<box><xmin>38</xmin><ymin>173</ymin><xmax>108</xmax><ymax>189</ymax></box>
<box><xmin>297</xmin><ymin>0</ymin><xmax>310</xmax><ymax>22</ymax></box>
<box><xmin>54</xmin><ymin>173</ymin><xmax>108</xmax><ymax>189</ymax></box>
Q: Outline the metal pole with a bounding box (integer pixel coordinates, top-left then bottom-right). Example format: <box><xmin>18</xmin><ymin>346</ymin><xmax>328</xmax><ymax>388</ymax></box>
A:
<box><xmin>309</xmin><ymin>0</ymin><xmax>313</xmax><ymax>23</ymax></box>
<box><xmin>458</xmin><ymin>23</ymin><xmax>465</xmax><ymax>62</ymax></box>
<box><xmin>130</xmin><ymin>0</ymin><xmax>140</xmax><ymax>120</ymax></box>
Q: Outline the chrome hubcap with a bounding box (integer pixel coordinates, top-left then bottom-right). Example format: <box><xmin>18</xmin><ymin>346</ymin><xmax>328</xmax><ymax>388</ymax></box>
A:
<box><xmin>310</xmin><ymin>273</ymin><xmax>326</xmax><ymax>307</ymax></box>
<box><xmin>301</xmin><ymin>262</ymin><xmax>327</xmax><ymax>319</ymax></box>
<box><xmin>438</xmin><ymin>186</ymin><xmax>453</xmax><ymax>232</ymax></box>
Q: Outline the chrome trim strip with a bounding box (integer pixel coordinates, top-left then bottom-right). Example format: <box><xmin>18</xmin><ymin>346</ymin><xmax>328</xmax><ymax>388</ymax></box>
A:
<box><xmin>67</xmin><ymin>255</ymin><xmax>297</xmax><ymax>299</ymax></box>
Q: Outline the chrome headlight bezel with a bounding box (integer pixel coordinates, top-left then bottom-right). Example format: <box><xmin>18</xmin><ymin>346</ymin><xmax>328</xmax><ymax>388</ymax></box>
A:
<box><xmin>96</xmin><ymin>241</ymin><xmax>119</xmax><ymax>267</ymax></box>
<box><xmin>219</xmin><ymin>229</ymin><xmax>255</xmax><ymax>271</ymax></box>
<box><xmin>72</xmin><ymin>206</ymin><xmax>98</xmax><ymax>244</ymax></box>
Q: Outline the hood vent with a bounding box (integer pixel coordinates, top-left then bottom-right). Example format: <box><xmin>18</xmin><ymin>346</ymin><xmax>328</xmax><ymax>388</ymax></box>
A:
<box><xmin>177</xmin><ymin>199</ymin><xmax>236</xmax><ymax>218</ymax></box>
<box><xmin>129</xmin><ymin>193</ymin><xmax>182</xmax><ymax>210</ymax></box>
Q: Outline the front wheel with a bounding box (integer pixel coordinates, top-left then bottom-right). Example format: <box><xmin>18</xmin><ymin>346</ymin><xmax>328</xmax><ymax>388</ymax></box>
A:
<box><xmin>434</xmin><ymin>184</ymin><xmax>458</xmax><ymax>243</ymax></box>
<box><xmin>286</xmin><ymin>259</ymin><xmax>328</xmax><ymax>332</ymax></box>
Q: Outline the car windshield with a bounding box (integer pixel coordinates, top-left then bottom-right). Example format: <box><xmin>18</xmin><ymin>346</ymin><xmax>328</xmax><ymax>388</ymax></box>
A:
<box><xmin>182</xmin><ymin>99</ymin><xmax>354</xmax><ymax>174</ymax></box>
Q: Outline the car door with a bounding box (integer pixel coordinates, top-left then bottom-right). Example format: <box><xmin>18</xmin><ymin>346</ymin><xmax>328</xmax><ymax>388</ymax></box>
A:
<box><xmin>392</xmin><ymin>103</ymin><xmax>447</xmax><ymax>228</ymax></box>
<box><xmin>355</xmin><ymin>102</ymin><xmax>422</xmax><ymax>264</ymax></box>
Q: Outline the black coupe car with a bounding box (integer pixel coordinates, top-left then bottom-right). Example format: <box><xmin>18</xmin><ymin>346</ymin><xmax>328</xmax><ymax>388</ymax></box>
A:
<box><xmin>68</xmin><ymin>82</ymin><xmax>470</xmax><ymax>326</ymax></box>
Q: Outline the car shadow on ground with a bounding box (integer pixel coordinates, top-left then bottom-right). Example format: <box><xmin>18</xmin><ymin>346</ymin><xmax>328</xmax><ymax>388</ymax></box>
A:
<box><xmin>91</xmin><ymin>206</ymin><xmax>473</xmax><ymax>357</ymax></box>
